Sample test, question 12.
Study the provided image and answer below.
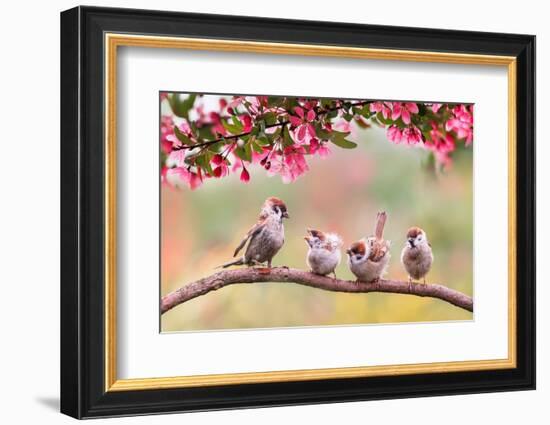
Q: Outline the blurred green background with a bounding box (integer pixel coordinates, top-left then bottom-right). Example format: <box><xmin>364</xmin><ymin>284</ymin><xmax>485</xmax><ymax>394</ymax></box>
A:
<box><xmin>161</xmin><ymin>122</ymin><xmax>473</xmax><ymax>332</ymax></box>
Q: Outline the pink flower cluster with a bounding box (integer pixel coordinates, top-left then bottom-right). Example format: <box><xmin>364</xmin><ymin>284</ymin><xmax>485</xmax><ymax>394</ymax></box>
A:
<box><xmin>370</xmin><ymin>101</ymin><xmax>473</xmax><ymax>169</ymax></box>
<box><xmin>160</xmin><ymin>93</ymin><xmax>474</xmax><ymax>189</ymax></box>
<box><xmin>267</xmin><ymin>146</ymin><xmax>310</xmax><ymax>184</ymax></box>
<box><xmin>446</xmin><ymin>105</ymin><xmax>473</xmax><ymax>145</ymax></box>
<box><xmin>289</xmin><ymin>105</ymin><xmax>316</xmax><ymax>143</ymax></box>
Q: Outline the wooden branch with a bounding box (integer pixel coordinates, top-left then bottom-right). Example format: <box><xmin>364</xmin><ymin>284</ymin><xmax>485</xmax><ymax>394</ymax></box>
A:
<box><xmin>161</xmin><ymin>267</ymin><xmax>473</xmax><ymax>315</ymax></box>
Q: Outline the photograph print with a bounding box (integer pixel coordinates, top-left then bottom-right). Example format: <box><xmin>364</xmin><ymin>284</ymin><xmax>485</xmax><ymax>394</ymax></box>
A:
<box><xmin>160</xmin><ymin>92</ymin><xmax>474</xmax><ymax>332</ymax></box>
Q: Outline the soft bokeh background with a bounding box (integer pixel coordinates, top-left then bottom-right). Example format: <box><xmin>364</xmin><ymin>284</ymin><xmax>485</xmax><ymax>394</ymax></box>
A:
<box><xmin>161</xmin><ymin>98</ymin><xmax>473</xmax><ymax>332</ymax></box>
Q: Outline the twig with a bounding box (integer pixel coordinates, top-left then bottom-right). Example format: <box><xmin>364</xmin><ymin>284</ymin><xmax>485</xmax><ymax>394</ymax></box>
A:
<box><xmin>161</xmin><ymin>267</ymin><xmax>473</xmax><ymax>315</ymax></box>
<box><xmin>173</xmin><ymin>100</ymin><xmax>372</xmax><ymax>151</ymax></box>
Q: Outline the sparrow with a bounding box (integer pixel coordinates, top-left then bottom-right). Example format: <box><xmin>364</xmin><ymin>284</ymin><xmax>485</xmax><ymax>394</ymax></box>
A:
<box><xmin>304</xmin><ymin>229</ymin><xmax>343</xmax><ymax>278</ymax></box>
<box><xmin>400</xmin><ymin>227</ymin><xmax>433</xmax><ymax>286</ymax></box>
<box><xmin>347</xmin><ymin>211</ymin><xmax>391</xmax><ymax>283</ymax></box>
<box><xmin>221</xmin><ymin>197</ymin><xmax>289</xmax><ymax>268</ymax></box>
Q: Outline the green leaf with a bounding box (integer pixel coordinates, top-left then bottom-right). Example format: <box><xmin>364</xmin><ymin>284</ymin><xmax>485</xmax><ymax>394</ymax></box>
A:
<box><xmin>250</xmin><ymin>125</ymin><xmax>260</xmax><ymax>137</ymax></box>
<box><xmin>315</xmin><ymin>124</ymin><xmax>332</xmax><ymax>140</ymax></box>
<box><xmin>222</xmin><ymin>119</ymin><xmax>243</xmax><ymax>135</ymax></box>
<box><xmin>330</xmin><ymin>137</ymin><xmax>357</xmax><ymax>149</ymax></box>
<box><xmin>207</xmin><ymin>141</ymin><xmax>224</xmax><ymax>152</ymax></box>
<box><xmin>270</xmin><ymin>127</ymin><xmax>282</xmax><ymax>141</ymax></box>
<box><xmin>331</xmin><ymin>130</ymin><xmax>351</xmax><ymax>138</ymax></box>
<box><xmin>261</xmin><ymin>112</ymin><xmax>278</xmax><ymax>126</ymax></box>
<box><xmin>282</xmin><ymin>125</ymin><xmax>293</xmax><ymax>147</ymax></box>
<box><xmin>168</xmin><ymin>93</ymin><xmax>196</xmax><ymax>118</ymax></box>
<box><xmin>173</xmin><ymin>126</ymin><xmax>193</xmax><ymax>145</ymax></box>
<box><xmin>194</xmin><ymin>151</ymin><xmax>214</xmax><ymax>175</ymax></box>
<box><xmin>197</xmin><ymin>126</ymin><xmax>216</xmax><ymax>141</ymax></box>
<box><xmin>234</xmin><ymin>143</ymin><xmax>252</xmax><ymax>162</ymax></box>
<box><xmin>354</xmin><ymin>117</ymin><xmax>370</xmax><ymax>129</ymax></box>
<box><xmin>256</xmin><ymin>134</ymin><xmax>270</xmax><ymax>146</ymax></box>
<box><xmin>359</xmin><ymin>105</ymin><xmax>374</xmax><ymax>118</ymax></box>
<box><xmin>330</xmin><ymin>131</ymin><xmax>357</xmax><ymax>149</ymax></box>
<box><xmin>251</xmin><ymin>138</ymin><xmax>265</xmax><ymax>154</ymax></box>
<box><xmin>231</xmin><ymin>116</ymin><xmax>244</xmax><ymax>132</ymax></box>
<box><xmin>267</xmin><ymin>96</ymin><xmax>284</xmax><ymax>107</ymax></box>
<box><xmin>243</xmin><ymin>141</ymin><xmax>253</xmax><ymax>162</ymax></box>
<box><xmin>376</xmin><ymin>112</ymin><xmax>393</xmax><ymax>125</ymax></box>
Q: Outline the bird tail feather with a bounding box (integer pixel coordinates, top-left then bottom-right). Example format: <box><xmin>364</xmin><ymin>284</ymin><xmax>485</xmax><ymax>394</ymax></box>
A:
<box><xmin>375</xmin><ymin>211</ymin><xmax>387</xmax><ymax>240</ymax></box>
<box><xmin>217</xmin><ymin>257</ymin><xmax>245</xmax><ymax>269</ymax></box>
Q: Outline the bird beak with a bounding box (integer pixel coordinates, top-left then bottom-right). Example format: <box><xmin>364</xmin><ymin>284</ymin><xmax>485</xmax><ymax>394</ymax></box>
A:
<box><xmin>346</xmin><ymin>249</ymin><xmax>352</xmax><ymax>255</ymax></box>
<box><xmin>408</xmin><ymin>238</ymin><xmax>415</xmax><ymax>248</ymax></box>
<box><xmin>282</xmin><ymin>211</ymin><xmax>289</xmax><ymax>219</ymax></box>
<box><xmin>304</xmin><ymin>236</ymin><xmax>312</xmax><ymax>247</ymax></box>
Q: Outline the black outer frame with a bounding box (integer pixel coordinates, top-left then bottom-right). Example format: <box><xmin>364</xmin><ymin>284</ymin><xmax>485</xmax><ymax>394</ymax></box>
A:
<box><xmin>60</xmin><ymin>5</ymin><xmax>536</xmax><ymax>419</ymax></box>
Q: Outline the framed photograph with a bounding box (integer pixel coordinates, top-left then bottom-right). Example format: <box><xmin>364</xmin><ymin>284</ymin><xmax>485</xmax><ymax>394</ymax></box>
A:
<box><xmin>60</xmin><ymin>6</ymin><xmax>535</xmax><ymax>419</ymax></box>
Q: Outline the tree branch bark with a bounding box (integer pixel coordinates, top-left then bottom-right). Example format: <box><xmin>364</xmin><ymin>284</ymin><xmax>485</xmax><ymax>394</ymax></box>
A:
<box><xmin>161</xmin><ymin>267</ymin><xmax>473</xmax><ymax>315</ymax></box>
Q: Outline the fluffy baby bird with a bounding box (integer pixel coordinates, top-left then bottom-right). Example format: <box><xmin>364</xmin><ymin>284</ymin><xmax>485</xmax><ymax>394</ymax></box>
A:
<box><xmin>304</xmin><ymin>229</ymin><xmax>343</xmax><ymax>278</ymax></box>
<box><xmin>347</xmin><ymin>212</ymin><xmax>391</xmax><ymax>283</ymax></box>
<box><xmin>222</xmin><ymin>197</ymin><xmax>289</xmax><ymax>268</ymax></box>
<box><xmin>400</xmin><ymin>227</ymin><xmax>433</xmax><ymax>286</ymax></box>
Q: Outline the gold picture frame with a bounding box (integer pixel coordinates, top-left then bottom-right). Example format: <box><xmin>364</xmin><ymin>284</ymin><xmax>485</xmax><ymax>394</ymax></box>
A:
<box><xmin>104</xmin><ymin>34</ymin><xmax>517</xmax><ymax>392</ymax></box>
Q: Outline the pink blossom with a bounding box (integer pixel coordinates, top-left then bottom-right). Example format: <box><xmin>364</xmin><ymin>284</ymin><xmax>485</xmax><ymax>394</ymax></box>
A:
<box><xmin>301</xmin><ymin>99</ymin><xmax>318</xmax><ymax>110</ymax></box>
<box><xmin>390</xmin><ymin>102</ymin><xmax>419</xmax><ymax>125</ymax></box>
<box><xmin>334</xmin><ymin>118</ymin><xmax>351</xmax><ymax>133</ymax></box>
<box><xmin>240</xmin><ymin>114</ymin><xmax>252</xmax><ymax>132</ymax></box>
<box><xmin>167</xmin><ymin>149</ymin><xmax>187</xmax><ymax>167</ymax></box>
<box><xmin>193</xmin><ymin>105</ymin><xmax>226</xmax><ymax>136</ymax></box>
<box><xmin>240</xmin><ymin>167</ymin><xmax>250</xmax><ymax>183</ymax></box>
<box><xmin>268</xmin><ymin>146</ymin><xmax>309</xmax><ymax>183</ymax></box>
<box><xmin>227</xmin><ymin>96</ymin><xmax>244</xmax><ymax>114</ymax></box>
<box><xmin>241</xmin><ymin>96</ymin><xmax>268</xmax><ymax>116</ymax></box>
<box><xmin>211</xmin><ymin>154</ymin><xmax>229</xmax><ymax>178</ymax></box>
<box><xmin>309</xmin><ymin>138</ymin><xmax>331</xmax><ymax>158</ymax></box>
<box><xmin>317</xmin><ymin>144</ymin><xmax>331</xmax><ymax>158</ymax></box>
<box><xmin>289</xmin><ymin>106</ymin><xmax>316</xmax><ymax>143</ymax></box>
<box><xmin>166</xmin><ymin>167</ymin><xmax>203</xmax><ymax>190</ymax></box>
<box><xmin>425</xmin><ymin>121</ymin><xmax>456</xmax><ymax>168</ymax></box>
<box><xmin>165</xmin><ymin>120</ymin><xmax>194</xmax><ymax>148</ymax></box>
<box><xmin>160</xmin><ymin>115</ymin><xmax>175</xmax><ymax>153</ymax></box>
<box><xmin>386</xmin><ymin>125</ymin><xmax>403</xmax><ymax>144</ymax></box>
<box><xmin>402</xmin><ymin>126</ymin><xmax>423</xmax><ymax>145</ymax></box>
<box><xmin>252</xmin><ymin>146</ymin><xmax>272</xmax><ymax>165</ymax></box>
<box><xmin>445</xmin><ymin>105</ymin><xmax>473</xmax><ymax>144</ymax></box>
<box><xmin>370</xmin><ymin>102</ymin><xmax>391</xmax><ymax>120</ymax></box>
<box><xmin>208</xmin><ymin>111</ymin><xmax>226</xmax><ymax>136</ymax></box>
<box><xmin>431</xmin><ymin>103</ymin><xmax>443</xmax><ymax>113</ymax></box>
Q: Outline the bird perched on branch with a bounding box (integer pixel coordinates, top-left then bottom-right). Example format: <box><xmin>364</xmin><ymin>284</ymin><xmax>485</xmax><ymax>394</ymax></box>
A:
<box><xmin>401</xmin><ymin>227</ymin><xmax>433</xmax><ymax>287</ymax></box>
<box><xmin>221</xmin><ymin>197</ymin><xmax>289</xmax><ymax>268</ymax></box>
<box><xmin>304</xmin><ymin>229</ymin><xmax>342</xmax><ymax>278</ymax></box>
<box><xmin>347</xmin><ymin>211</ymin><xmax>391</xmax><ymax>283</ymax></box>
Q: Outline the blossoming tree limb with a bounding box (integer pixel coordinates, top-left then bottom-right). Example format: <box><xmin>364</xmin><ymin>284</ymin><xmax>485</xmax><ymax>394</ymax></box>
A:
<box><xmin>161</xmin><ymin>94</ymin><xmax>473</xmax><ymax>190</ymax></box>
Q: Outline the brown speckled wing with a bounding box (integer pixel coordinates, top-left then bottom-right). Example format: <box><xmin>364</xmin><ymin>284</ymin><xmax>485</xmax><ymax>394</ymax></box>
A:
<box><xmin>369</xmin><ymin>240</ymin><xmax>389</xmax><ymax>262</ymax></box>
<box><xmin>233</xmin><ymin>216</ymin><xmax>267</xmax><ymax>257</ymax></box>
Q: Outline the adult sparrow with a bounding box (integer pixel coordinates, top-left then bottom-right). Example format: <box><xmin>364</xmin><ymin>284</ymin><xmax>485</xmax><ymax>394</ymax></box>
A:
<box><xmin>347</xmin><ymin>212</ymin><xmax>391</xmax><ymax>282</ymax></box>
<box><xmin>221</xmin><ymin>197</ymin><xmax>289</xmax><ymax>268</ymax></box>
<box><xmin>400</xmin><ymin>227</ymin><xmax>433</xmax><ymax>286</ymax></box>
<box><xmin>304</xmin><ymin>229</ymin><xmax>342</xmax><ymax>278</ymax></box>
